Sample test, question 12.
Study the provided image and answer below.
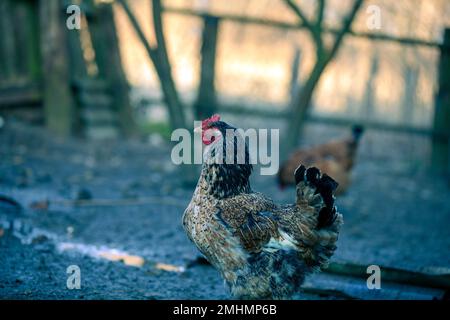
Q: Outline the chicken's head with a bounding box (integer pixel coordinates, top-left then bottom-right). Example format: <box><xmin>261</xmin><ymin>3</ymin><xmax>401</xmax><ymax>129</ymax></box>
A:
<box><xmin>195</xmin><ymin>114</ymin><xmax>222</xmax><ymax>145</ymax></box>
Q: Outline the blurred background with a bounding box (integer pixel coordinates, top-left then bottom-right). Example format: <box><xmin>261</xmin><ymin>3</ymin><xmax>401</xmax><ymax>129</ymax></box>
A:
<box><xmin>0</xmin><ymin>0</ymin><xmax>449</xmax><ymax>300</ymax></box>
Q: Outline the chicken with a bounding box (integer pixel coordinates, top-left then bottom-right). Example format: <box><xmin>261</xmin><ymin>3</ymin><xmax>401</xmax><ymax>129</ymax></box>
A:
<box><xmin>278</xmin><ymin>125</ymin><xmax>364</xmax><ymax>194</ymax></box>
<box><xmin>183</xmin><ymin>115</ymin><xmax>343</xmax><ymax>299</ymax></box>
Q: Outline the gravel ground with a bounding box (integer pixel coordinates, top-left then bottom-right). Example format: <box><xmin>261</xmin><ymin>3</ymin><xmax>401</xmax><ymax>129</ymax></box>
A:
<box><xmin>0</xmin><ymin>119</ymin><xmax>449</xmax><ymax>300</ymax></box>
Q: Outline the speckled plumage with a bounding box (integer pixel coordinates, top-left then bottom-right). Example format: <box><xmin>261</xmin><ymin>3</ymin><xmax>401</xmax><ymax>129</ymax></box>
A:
<box><xmin>183</xmin><ymin>120</ymin><xmax>343</xmax><ymax>299</ymax></box>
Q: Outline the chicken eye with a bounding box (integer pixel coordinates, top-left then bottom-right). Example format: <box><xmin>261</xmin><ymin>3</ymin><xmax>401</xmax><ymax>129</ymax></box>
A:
<box><xmin>202</xmin><ymin>127</ymin><xmax>220</xmax><ymax>145</ymax></box>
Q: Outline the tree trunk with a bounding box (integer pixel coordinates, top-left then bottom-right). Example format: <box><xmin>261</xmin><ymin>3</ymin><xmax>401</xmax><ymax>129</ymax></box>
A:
<box><xmin>153</xmin><ymin>54</ymin><xmax>186</xmax><ymax>129</ymax></box>
<box><xmin>285</xmin><ymin>56</ymin><xmax>328</xmax><ymax>153</ymax></box>
<box><xmin>283</xmin><ymin>0</ymin><xmax>364</xmax><ymax>154</ymax></box>
<box><xmin>118</xmin><ymin>0</ymin><xmax>187</xmax><ymax>130</ymax></box>
<box><xmin>151</xmin><ymin>0</ymin><xmax>186</xmax><ymax>130</ymax></box>
<box><xmin>194</xmin><ymin>16</ymin><xmax>219</xmax><ymax>119</ymax></box>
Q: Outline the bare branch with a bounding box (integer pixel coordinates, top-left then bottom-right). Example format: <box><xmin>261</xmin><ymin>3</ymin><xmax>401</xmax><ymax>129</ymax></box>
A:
<box><xmin>284</xmin><ymin>0</ymin><xmax>366</xmax><ymax>150</ymax></box>
<box><xmin>117</xmin><ymin>0</ymin><xmax>158</xmax><ymax>62</ymax></box>
<box><xmin>117</xmin><ymin>0</ymin><xmax>186</xmax><ymax>130</ymax></box>
<box><xmin>284</xmin><ymin>0</ymin><xmax>323</xmax><ymax>53</ymax></box>
<box><xmin>283</xmin><ymin>0</ymin><xmax>314</xmax><ymax>33</ymax></box>
<box><xmin>313</xmin><ymin>0</ymin><xmax>326</xmax><ymax>57</ymax></box>
<box><xmin>316</xmin><ymin>0</ymin><xmax>325</xmax><ymax>27</ymax></box>
<box><xmin>152</xmin><ymin>0</ymin><xmax>169</xmax><ymax>62</ymax></box>
<box><xmin>328</xmin><ymin>0</ymin><xmax>364</xmax><ymax>59</ymax></box>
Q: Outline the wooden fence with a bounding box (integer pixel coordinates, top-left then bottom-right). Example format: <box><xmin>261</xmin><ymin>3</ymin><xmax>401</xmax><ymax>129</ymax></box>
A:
<box><xmin>163</xmin><ymin>6</ymin><xmax>450</xmax><ymax>172</ymax></box>
<box><xmin>0</xmin><ymin>1</ymin><xmax>448</xmax><ymax>171</ymax></box>
<box><xmin>0</xmin><ymin>0</ymin><xmax>133</xmax><ymax>138</ymax></box>
<box><xmin>0</xmin><ymin>0</ymin><xmax>41</xmax><ymax>108</ymax></box>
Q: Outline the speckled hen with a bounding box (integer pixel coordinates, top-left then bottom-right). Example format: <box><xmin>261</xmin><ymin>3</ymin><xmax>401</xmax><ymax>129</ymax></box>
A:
<box><xmin>183</xmin><ymin>115</ymin><xmax>343</xmax><ymax>299</ymax></box>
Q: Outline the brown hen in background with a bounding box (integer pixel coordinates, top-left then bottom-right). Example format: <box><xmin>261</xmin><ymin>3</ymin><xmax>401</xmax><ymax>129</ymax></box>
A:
<box><xmin>278</xmin><ymin>126</ymin><xmax>364</xmax><ymax>194</ymax></box>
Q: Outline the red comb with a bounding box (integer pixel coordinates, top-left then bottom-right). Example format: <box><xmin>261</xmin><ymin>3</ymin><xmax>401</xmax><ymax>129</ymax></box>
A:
<box><xmin>202</xmin><ymin>114</ymin><xmax>220</xmax><ymax>128</ymax></box>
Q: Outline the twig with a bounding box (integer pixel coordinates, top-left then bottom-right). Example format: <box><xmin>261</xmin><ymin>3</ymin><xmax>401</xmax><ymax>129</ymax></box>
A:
<box><xmin>315</xmin><ymin>0</ymin><xmax>325</xmax><ymax>28</ymax></box>
<box><xmin>116</xmin><ymin>0</ymin><xmax>158</xmax><ymax>61</ymax></box>
<box><xmin>284</xmin><ymin>0</ymin><xmax>322</xmax><ymax>50</ymax></box>
<box><xmin>326</xmin><ymin>261</ymin><xmax>450</xmax><ymax>290</ymax></box>
<box><xmin>327</xmin><ymin>0</ymin><xmax>365</xmax><ymax>60</ymax></box>
<box><xmin>283</xmin><ymin>0</ymin><xmax>314</xmax><ymax>32</ymax></box>
<box><xmin>47</xmin><ymin>196</ymin><xmax>188</xmax><ymax>208</ymax></box>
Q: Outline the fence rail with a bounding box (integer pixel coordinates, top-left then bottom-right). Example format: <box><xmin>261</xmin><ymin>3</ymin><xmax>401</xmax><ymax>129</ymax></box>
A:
<box><xmin>163</xmin><ymin>7</ymin><xmax>449</xmax><ymax>50</ymax></box>
<box><xmin>0</xmin><ymin>81</ymin><xmax>42</xmax><ymax>107</ymax></box>
<box><xmin>218</xmin><ymin>104</ymin><xmax>447</xmax><ymax>138</ymax></box>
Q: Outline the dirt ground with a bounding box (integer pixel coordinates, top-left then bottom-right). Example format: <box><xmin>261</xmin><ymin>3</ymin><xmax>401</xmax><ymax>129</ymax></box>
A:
<box><xmin>1</xmin><ymin>119</ymin><xmax>449</xmax><ymax>300</ymax></box>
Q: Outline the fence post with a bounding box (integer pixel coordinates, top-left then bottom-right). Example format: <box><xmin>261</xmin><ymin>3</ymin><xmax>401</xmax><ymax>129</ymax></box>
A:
<box><xmin>431</xmin><ymin>28</ymin><xmax>450</xmax><ymax>173</ymax></box>
<box><xmin>39</xmin><ymin>0</ymin><xmax>76</xmax><ymax>136</ymax></box>
<box><xmin>362</xmin><ymin>51</ymin><xmax>379</xmax><ymax>121</ymax></box>
<box><xmin>194</xmin><ymin>15</ymin><xmax>220</xmax><ymax>119</ymax></box>
<box><xmin>401</xmin><ymin>65</ymin><xmax>419</xmax><ymax>124</ymax></box>
<box><xmin>0</xmin><ymin>0</ymin><xmax>17</xmax><ymax>81</ymax></box>
<box><xmin>289</xmin><ymin>46</ymin><xmax>301</xmax><ymax>103</ymax></box>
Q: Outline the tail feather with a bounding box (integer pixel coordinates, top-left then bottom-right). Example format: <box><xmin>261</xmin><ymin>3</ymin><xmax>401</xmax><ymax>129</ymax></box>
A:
<box><xmin>294</xmin><ymin>165</ymin><xmax>338</xmax><ymax>229</ymax></box>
